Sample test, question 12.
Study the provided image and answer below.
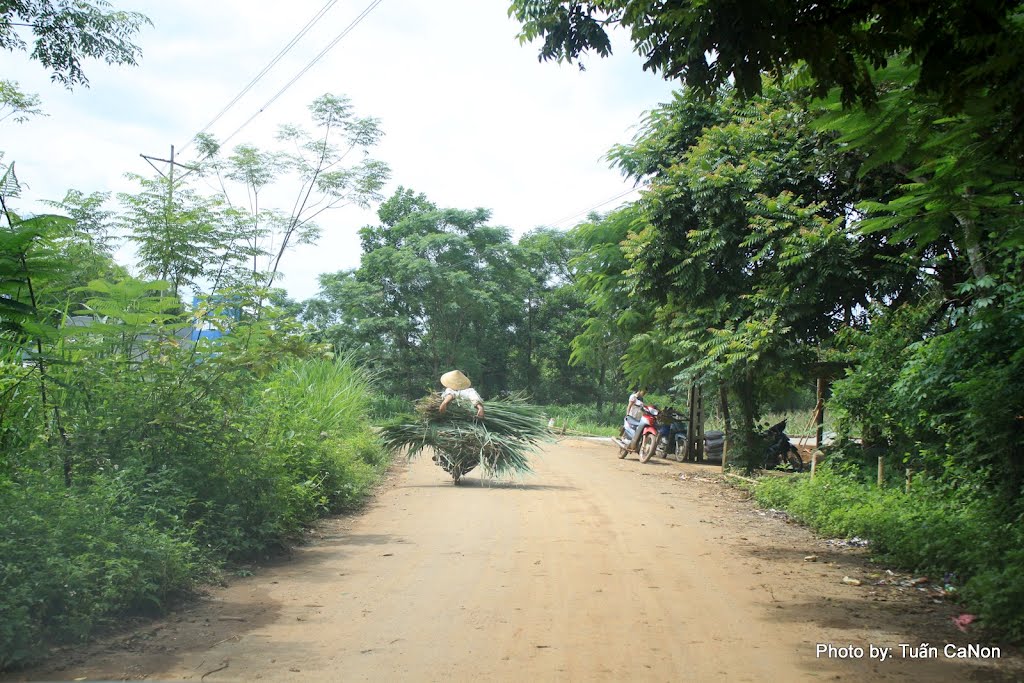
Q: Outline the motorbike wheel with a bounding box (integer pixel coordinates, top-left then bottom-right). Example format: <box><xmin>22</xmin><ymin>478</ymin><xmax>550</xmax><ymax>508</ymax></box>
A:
<box><xmin>638</xmin><ymin>433</ymin><xmax>657</xmax><ymax>463</ymax></box>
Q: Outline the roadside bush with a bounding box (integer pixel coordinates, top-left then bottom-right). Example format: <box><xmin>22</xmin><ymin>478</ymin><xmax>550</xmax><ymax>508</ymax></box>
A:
<box><xmin>965</xmin><ymin>542</ymin><xmax>1024</xmax><ymax>643</ymax></box>
<box><xmin>831</xmin><ymin>289</ymin><xmax>1024</xmax><ymax>509</ymax></box>
<box><xmin>51</xmin><ymin>351</ymin><xmax>389</xmax><ymax>558</ymax></box>
<box><xmin>242</xmin><ymin>358</ymin><xmax>386</xmax><ymax>533</ymax></box>
<box><xmin>543</xmin><ymin>403</ymin><xmax>621</xmax><ymax>435</ymax></box>
<box><xmin>369</xmin><ymin>393</ymin><xmax>415</xmax><ymax>421</ymax></box>
<box><xmin>0</xmin><ymin>349</ymin><xmax>391</xmax><ymax>669</ymax></box>
<box><xmin>754</xmin><ymin>466</ymin><xmax>1024</xmax><ymax>640</ymax></box>
<box><xmin>0</xmin><ymin>474</ymin><xmax>198</xmax><ymax>669</ymax></box>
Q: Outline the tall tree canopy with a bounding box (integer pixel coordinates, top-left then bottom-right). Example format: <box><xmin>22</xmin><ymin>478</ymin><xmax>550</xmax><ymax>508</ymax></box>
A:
<box><xmin>509</xmin><ymin>0</ymin><xmax>1024</xmax><ymax>112</ymax></box>
<box><xmin>302</xmin><ymin>189</ymin><xmax>609</xmax><ymax>404</ymax></box>
<box><xmin>569</xmin><ymin>83</ymin><xmax>924</xmax><ymax>458</ymax></box>
<box><xmin>305</xmin><ymin>188</ymin><xmax>527</xmax><ymax>398</ymax></box>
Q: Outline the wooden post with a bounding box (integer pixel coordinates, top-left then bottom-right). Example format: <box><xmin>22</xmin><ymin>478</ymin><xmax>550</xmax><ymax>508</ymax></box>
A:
<box><xmin>694</xmin><ymin>384</ymin><xmax>705</xmax><ymax>462</ymax></box>
<box><xmin>719</xmin><ymin>383</ymin><xmax>730</xmax><ymax>472</ymax></box>
<box><xmin>905</xmin><ymin>468</ymin><xmax>912</xmax><ymax>493</ymax></box>
<box><xmin>684</xmin><ymin>383</ymin><xmax>697</xmax><ymax>461</ymax></box>
<box><xmin>719</xmin><ymin>383</ymin><xmax>732</xmax><ymax>434</ymax></box>
<box><xmin>815</xmin><ymin>377</ymin><xmax>827</xmax><ymax>449</ymax></box>
<box><xmin>810</xmin><ymin>451</ymin><xmax>817</xmax><ymax>479</ymax></box>
<box><xmin>877</xmin><ymin>456</ymin><xmax>885</xmax><ymax>487</ymax></box>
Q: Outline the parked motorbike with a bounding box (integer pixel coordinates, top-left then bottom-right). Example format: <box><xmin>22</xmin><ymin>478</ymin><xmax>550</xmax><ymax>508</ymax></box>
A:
<box><xmin>653</xmin><ymin>407</ymin><xmax>688</xmax><ymax>458</ymax></box>
<box><xmin>761</xmin><ymin>418</ymin><xmax>804</xmax><ymax>472</ymax></box>
<box><xmin>616</xmin><ymin>405</ymin><xmax>660</xmax><ymax>463</ymax></box>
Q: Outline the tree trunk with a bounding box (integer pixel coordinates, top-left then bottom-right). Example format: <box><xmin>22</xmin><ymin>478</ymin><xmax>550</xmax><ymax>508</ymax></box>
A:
<box><xmin>954</xmin><ymin>210</ymin><xmax>987</xmax><ymax>280</ymax></box>
<box><xmin>736</xmin><ymin>372</ymin><xmax>759</xmax><ymax>472</ymax></box>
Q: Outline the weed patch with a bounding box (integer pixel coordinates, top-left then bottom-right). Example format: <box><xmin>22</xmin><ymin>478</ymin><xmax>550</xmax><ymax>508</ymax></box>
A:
<box><xmin>755</xmin><ymin>467</ymin><xmax>1024</xmax><ymax>641</ymax></box>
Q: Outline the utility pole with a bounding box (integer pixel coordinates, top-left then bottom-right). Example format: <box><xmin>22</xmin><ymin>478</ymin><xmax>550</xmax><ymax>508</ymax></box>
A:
<box><xmin>138</xmin><ymin>146</ymin><xmax>201</xmax><ymax>293</ymax></box>
<box><xmin>140</xmin><ymin>144</ymin><xmax>201</xmax><ymax>182</ymax></box>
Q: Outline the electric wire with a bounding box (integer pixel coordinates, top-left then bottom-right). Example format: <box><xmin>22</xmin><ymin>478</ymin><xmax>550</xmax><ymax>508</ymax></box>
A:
<box><xmin>214</xmin><ymin>0</ymin><xmax>385</xmax><ymax>151</ymax></box>
<box><xmin>178</xmin><ymin>0</ymin><xmax>343</xmax><ymax>154</ymax></box>
<box><xmin>546</xmin><ymin>185</ymin><xmax>646</xmax><ymax>229</ymax></box>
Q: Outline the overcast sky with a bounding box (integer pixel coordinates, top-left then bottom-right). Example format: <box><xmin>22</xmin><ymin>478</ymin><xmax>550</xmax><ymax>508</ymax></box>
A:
<box><xmin>1</xmin><ymin>0</ymin><xmax>678</xmax><ymax>301</ymax></box>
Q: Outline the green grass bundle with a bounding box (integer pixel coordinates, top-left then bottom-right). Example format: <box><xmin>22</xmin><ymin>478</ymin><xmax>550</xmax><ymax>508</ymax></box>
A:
<box><xmin>380</xmin><ymin>392</ymin><xmax>548</xmax><ymax>480</ymax></box>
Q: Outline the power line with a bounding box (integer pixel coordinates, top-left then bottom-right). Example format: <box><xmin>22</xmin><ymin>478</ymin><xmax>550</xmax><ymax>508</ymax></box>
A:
<box><xmin>179</xmin><ymin>0</ymin><xmax>344</xmax><ymax>154</ymax></box>
<box><xmin>546</xmin><ymin>185</ymin><xmax>646</xmax><ymax>229</ymax></box>
<box><xmin>215</xmin><ymin>0</ymin><xmax>386</xmax><ymax>150</ymax></box>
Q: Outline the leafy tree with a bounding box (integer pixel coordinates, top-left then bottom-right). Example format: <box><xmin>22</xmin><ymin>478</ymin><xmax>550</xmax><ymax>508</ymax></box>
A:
<box><xmin>42</xmin><ymin>189</ymin><xmax>116</xmax><ymax>254</ymax></box>
<box><xmin>0</xmin><ymin>0</ymin><xmax>150</xmax><ymax>88</ymax></box>
<box><xmin>118</xmin><ymin>174</ymin><xmax>244</xmax><ymax>297</ymax></box>
<box><xmin>304</xmin><ymin>201</ymin><xmax>610</xmax><ymax>406</ymax></box>
<box><xmin>509</xmin><ymin>0</ymin><xmax>1024</xmax><ymax>112</ymax></box>
<box><xmin>199</xmin><ymin>94</ymin><xmax>391</xmax><ymax>291</ymax></box>
<box><xmin>301</xmin><ymin>269</ymin><xmax>377</xmax><ymax>355</ymax></box>
<box><xmin>513</xmin><ymin>227</ymin><xmax>582</xmax><ymax>401</ymax></box>
<box><xmin>815</xmin><ymin>61</ymin><xmax>1024</xmax><ymax>281</ymax></box>
<box><xmin>511</xmin><ymin>2</ymin><xmax>1024</xmax><ymax>266</ymax></box>
<box><xmin>523</xmin><ymin>275</ymin><xmax>608</xmax><ymax>405</ymax></box>
<box><xmin>0</xmin><ymin>79</ymin><xmax>43</xmax><ymax>123</ymax></box>
<box><xmin>567</xmin><ymin>207</ymin><xmax>647</xmax><ymax>404</ymax></box>
<box><xmin>578</xmin><ymin>85</ymin><xmax>918</xmax><ymax>462</ymax></box>
<box><xmin>304</xmin><ymin>188</ymin><xmax>529</xmax><ymax>398</ymax></box>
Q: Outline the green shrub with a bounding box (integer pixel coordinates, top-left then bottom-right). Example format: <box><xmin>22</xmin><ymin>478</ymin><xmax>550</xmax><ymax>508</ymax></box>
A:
<box><xmin>0</xmin><ymin>474</ymin><xmax>198</xmax><ymax>669</ymax></box>
<box><xmin>0</xmin><ymin>353</ymin><xmax>392</xmax><ymax>669</ymax></box>
<box><xmin>965</xmin><ymin>542</ymin><xmax>1024</xmax><ymax>643</ymax></box>
<box><xmin>754</xmin><ymin>466</ymin><xmax>1024</xmax><ymax>640</ymax></box>
<box><xmin>50</xmin><ymin>353</ymin><xmax>390</xmax><ymax>558</ymax></box>
<box><xmin>752</xmin><ymin>475</ymin><xmax>796</xmax><ymax>509</ymax></box>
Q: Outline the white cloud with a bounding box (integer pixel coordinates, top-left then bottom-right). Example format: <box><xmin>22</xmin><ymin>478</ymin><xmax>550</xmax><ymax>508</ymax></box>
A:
<box><xmin>1</xmin><ymin>0</ymin><xmax>677</xmax><ymax>300</ymax></box>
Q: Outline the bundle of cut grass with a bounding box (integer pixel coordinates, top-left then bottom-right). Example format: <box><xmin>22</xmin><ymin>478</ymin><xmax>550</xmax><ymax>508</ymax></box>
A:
<box><xmin>380</xmin><ymin>392</ymin><xmax>548</xmax><ymax>481</ymax></box>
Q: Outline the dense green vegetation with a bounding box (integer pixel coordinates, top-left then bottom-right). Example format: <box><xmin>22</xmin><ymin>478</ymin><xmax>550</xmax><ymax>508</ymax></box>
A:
<box><xmin>1</xmin><ymin>21</ymin><xmax>396</xmax><ymax>664</ymax></box>
<box><xmin>0</xmin><ymin>181</ymin><xmax>390</xmax><ymax>667</ymax></box>
<box><xmin>3</xmin><ymin>0</ymin><xmax>1023</xmax><ymax>666</ymax></box>
<box><xmin>300</xmin><ymin>187</ymin><xmax>626</xmax><ymax>405</ymax></box>
<box><xmin>512</xmin><ymin>0</ymin><xmax>1024</xmax><ymax>638</ymax></box>
<box><xmin>756</xmin><ymin>467</ymin><xmax>1024</xmax><ymax>641</ymax></box>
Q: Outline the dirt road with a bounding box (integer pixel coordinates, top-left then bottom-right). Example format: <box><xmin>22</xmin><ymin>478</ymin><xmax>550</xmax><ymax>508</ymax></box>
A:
<box><xmin>11</xmin><ymin>439</ymin><xmax>1021</xmax><ymax>682</ymax></box>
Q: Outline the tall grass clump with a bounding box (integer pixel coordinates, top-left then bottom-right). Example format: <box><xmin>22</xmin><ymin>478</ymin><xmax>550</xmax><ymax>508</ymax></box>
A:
<box><xmin>250</xmin><ymin>357</ymin><xmax>387</xmax><ymax>517</ymax></box>
<box><xmin>543</xmin><ymin>403</ymin><xmax>622</xmax><ymax>436</ymax></box>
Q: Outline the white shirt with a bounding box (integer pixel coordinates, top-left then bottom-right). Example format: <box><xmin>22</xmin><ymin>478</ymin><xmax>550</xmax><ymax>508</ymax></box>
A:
<box><xmin>442</xmin><ymin>387</ymin><xmax>483</xmax><ymax>406</ymax></box>
<box><xmin>627</xmin><ymin>392</ymin><xmax>645</xmax><ymax>419</ymax></box>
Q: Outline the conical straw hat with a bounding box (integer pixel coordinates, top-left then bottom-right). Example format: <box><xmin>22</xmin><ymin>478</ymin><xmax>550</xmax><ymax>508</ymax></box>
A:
<box><xmin>440</xmin><ymin>370</ymin><xmax>471</xmax><ymax>390</ymax></box>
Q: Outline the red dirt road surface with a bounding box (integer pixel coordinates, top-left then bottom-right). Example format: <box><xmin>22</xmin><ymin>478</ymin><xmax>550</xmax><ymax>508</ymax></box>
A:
<box><xmin>8</xmin><ymin>438</ymin><xmax>1022</xmax><ymax>682</ymax></box>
